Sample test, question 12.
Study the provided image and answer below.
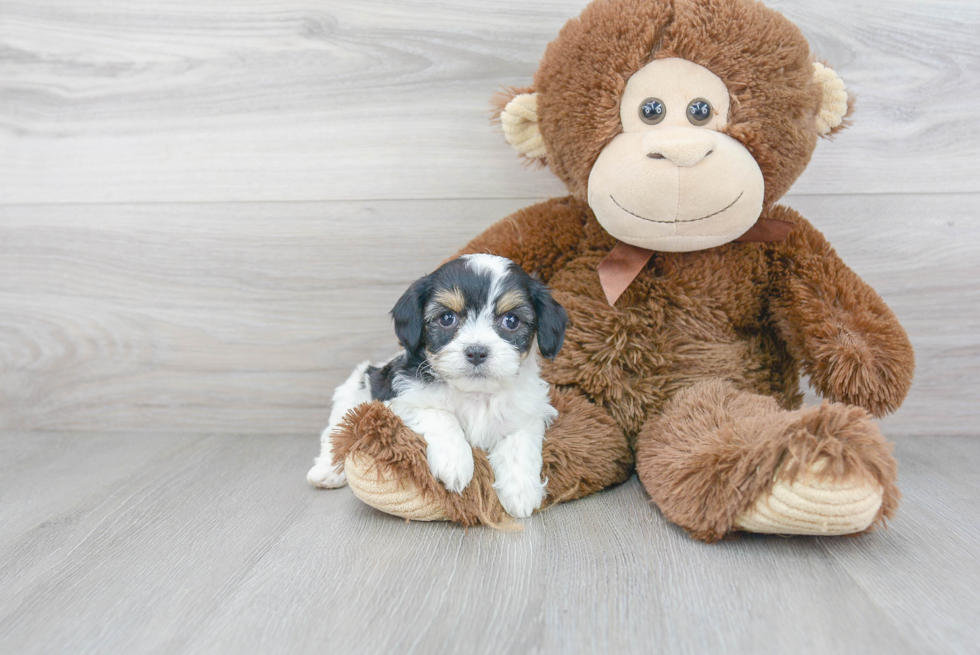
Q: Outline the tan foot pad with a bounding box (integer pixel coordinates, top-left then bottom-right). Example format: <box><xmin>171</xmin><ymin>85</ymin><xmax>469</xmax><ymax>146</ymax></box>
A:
<box><xmin>733</xmin><ymin>461</ymin><xmax>883</xmax><ymax>536</ymax></box>
<box><xmin>344</xmin><ymin>454</ymin><xmax>450</xmax><ymax>522</ymax></box>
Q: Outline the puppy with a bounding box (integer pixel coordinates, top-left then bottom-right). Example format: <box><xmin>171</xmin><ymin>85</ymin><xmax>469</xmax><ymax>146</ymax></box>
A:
<box><xmin>307</xmin><ymin>254</ymin><xmax>568</xmax><ymax>518</ymax></box>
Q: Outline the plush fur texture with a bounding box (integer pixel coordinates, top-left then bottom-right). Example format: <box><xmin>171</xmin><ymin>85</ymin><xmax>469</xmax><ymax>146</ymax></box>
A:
<box><xmin>333</xmin><ymin>0</ymin><xmax>913</xmax><ymax>540</ymax></box>
<box><xmin>333</xmin><ymin>388</ymin><xmax>634</xmax><ymax>527</ymax></box>
<box><xmin>635</xmin><ymin>379</ymin><xmax>900</xmax><ymax>542</ymax></box>
<box><xmin>457</xmin><ymin>197</ymin><xmax>914</xmax><ymax>435</ymax></box>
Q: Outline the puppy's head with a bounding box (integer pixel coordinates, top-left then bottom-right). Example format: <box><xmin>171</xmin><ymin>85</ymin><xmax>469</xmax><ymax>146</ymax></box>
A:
<box><xmin>391</xmin><ymin>254</ymin><xmax>567</xmax><ymax>390</ymax></box>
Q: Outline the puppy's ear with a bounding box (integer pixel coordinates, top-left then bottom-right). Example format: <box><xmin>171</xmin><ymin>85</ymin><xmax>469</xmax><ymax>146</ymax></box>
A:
<box><xmin>528</xmin><ymin>279</ymin><xmax>567</xmax><ymax>360</ymax></box>
<box><xmin>391</xmin><ymin>276</ymin><xmax>431</xmax><ymax>356</ymax></box>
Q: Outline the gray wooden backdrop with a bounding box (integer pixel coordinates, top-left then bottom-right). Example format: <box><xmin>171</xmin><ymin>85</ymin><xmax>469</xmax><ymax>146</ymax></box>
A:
<box><xmin>2</xmin><ymin>0</ymin><xmax>979</xmax><ymax>438</ymax></box>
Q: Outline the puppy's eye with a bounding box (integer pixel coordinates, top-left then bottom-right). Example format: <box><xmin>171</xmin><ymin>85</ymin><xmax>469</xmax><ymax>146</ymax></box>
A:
<box><xmin>438</xmin><ymin>312</ymin><xmax>457</xmax><ymax>328</ymax></box>
<box><xmin>500</xmin><ymin>313</ymin><xmax>520</xmax><ymax>331</ymax></box>
<box><xmin>687</xmin><ymin>98</ymin><xmax>712</xmax><ymax>126</ymax></box>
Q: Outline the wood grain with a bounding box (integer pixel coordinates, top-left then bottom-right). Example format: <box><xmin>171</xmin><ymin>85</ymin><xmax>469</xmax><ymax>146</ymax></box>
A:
<box><xmin>821</xmin><ymin>436</ymin><xmax>980</xmax><ymax>653</ymax></box>
<box><xmin>1</xmin><ymin>2</ymin><xmax>978</xmax><ymax>653</ymax></box>
<box><xmin>0</xmin><ymin>198</ymin><xmax>508</xmax><ymax>433</ymax></box>
<box><xmin>1</xmin><ymin>0</ymin><xmax>979</xmax><ymax>204</ymax></box>
<box><xmin>0</xmin><ymin>432</ymin><xmax>976</xmax><ymax>654</ymax></box>
<box><xmin>0</xmin><ymin>431</ymin><xmax>199</xmax><ymax>538</ymax></box>
<box><xmin>2</xmin><ymin>193</ymin><xmax>977</xmax><ymax>437</ymax></box>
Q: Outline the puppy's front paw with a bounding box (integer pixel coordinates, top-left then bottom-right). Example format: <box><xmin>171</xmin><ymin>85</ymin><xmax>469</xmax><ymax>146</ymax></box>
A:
<box><xmin>307</xmin><ymin>459</ymin><xmax>347</xmax><ymax>489</ymax></box>
<box><xmin>495</xmin><ymin>478</ymin><xmax>547</xmax><ymax>519</ymax></box>
<box><xmin>426</xmin><ymin>440</ymin><xmax>474</xmax><ymax>494</ymax></box>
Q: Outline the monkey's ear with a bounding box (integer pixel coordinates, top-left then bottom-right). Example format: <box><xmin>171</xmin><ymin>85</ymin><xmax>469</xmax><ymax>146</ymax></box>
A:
<box><xmin>497</xmin><ymin>91</ymin><xmax>548</xmax><ymax>160</ymax></box>
<box><xmin>812</xmin><ymin>62</ymin><xmax>853</xmax><ymax>137</ymax></box>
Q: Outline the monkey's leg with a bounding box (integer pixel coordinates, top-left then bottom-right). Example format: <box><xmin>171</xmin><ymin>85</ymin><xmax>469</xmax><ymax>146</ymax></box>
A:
<box><xmin>635</xmin><ymin>379</ymin><xmax>900</xmax><ymax>543</ymax></box>
<box><xmin>332</xmin><ymin>388</ymin><xmax>633</xmax><ymax>526</ymax></box>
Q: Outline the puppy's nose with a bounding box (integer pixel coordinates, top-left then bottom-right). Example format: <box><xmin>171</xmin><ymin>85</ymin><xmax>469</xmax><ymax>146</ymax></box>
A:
<box><xmin>464</xmin><ymin>346</ymin><xmax>489</xmax><ymax>366</ymax></box>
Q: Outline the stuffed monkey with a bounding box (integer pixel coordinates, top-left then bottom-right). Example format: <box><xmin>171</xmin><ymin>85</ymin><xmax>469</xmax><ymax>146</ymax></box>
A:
<box><xmin>328</xmin><ymin>0</ymin><xmax>915</xmax><ymax>542</ymax></box>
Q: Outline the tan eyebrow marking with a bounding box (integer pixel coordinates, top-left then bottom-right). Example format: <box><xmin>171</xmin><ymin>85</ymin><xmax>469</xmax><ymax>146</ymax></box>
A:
<box><xmin>431</xmin><ymin>287</ymin><xmax>465</xmax><ymax>314</ymax></box>
<box><xmin>496</xmin><ymin>289</ymin><xmax>525</xmax><ymax>314</ymax></box>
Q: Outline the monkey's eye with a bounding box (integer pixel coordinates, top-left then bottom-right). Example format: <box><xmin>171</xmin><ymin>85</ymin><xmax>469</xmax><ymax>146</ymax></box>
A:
<box><xmin>438</xmin><ymin>312</ymin><xmax>457</xmax><ymax>328</ymax></box>
<box><xmin>500</xmin><ymin>313</ymin><xmax>521</xmax><ymax>331</ymax></box>
<box><xmin>687</xmin><ymin>99</ymin><xmax>712</xmax><ymax>126</ymax></box>
<box><xmin>638</xmin><ymin>98</ymin><xmax>666</xmax><ymax>125</ymax></box>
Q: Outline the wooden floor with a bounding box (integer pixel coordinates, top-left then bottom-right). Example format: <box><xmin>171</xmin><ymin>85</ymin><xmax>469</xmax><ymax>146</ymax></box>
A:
<box><xmin>0</xmin><ymin>432</ymin><xmax>977</xmax><ymax>654</ymax></box>
<box><xmin>3</xmin><ymin>0</ymin><xmax>980</xmax><ymax>652</ymax></box>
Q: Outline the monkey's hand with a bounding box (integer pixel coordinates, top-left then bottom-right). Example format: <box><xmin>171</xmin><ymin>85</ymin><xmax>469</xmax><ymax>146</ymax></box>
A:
<box><xmin>793</xmin><ymin>299</ymin><xmax>914</xmax><ymax>417</ymax></box>
<box><xmin>771</xmin><ymin>210</ymin><xmax>915</xmax><ymax>417</ymax></box>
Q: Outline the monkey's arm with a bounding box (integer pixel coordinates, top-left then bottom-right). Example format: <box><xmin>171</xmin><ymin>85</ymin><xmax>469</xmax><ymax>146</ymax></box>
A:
<box><xmin>768</xmin><ymin>207</ymin><xmax>915</xmax><ymax>417</ymax></box>
<box><xmin>453</xmin><ymin>196</ymin><xmax>588</xmax><ymax>282</ymax></box>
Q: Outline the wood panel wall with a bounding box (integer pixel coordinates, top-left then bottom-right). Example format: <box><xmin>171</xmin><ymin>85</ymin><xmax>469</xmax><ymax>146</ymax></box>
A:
<box><xmin>2</xmin><ymin>0</ymin><xmax>978</xmax><ymax>436</ymax></box>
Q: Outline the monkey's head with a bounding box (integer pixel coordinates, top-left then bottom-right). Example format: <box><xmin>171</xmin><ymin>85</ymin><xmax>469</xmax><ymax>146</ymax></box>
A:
<box><xmin>498</xmin><ymin>0</ymin><xmax>851</xmax><ymax>252</ymax></box>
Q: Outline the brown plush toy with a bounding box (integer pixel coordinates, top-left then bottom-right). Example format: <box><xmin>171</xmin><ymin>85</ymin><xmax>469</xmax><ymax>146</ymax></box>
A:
<box><xmin>330</xmin><ymin>0</ymin><xmax>915</xmax><ymax>541</ymax></box>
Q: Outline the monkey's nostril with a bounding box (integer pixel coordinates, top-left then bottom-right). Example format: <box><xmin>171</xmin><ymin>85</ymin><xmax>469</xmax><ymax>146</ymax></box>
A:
<box><xmin>705</xmin><ymin>149</ymin><xmax>714</xmax><ymax>157</ymax></box>
<box><xmin>647</xmin><ymin>153</ymin><xmax>666</xmax><ymax>159</ymax></box>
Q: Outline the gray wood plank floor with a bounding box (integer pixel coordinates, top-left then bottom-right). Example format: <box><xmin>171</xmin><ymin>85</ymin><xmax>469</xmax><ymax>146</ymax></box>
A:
<box><xmin>0</xmin><ymin>432</ymin><xmax>977</xmax><ymax>655</ymax></box>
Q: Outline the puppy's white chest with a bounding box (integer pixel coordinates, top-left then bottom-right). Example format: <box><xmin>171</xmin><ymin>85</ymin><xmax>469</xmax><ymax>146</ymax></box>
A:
<box><xmin>451</xmin><ymin>391</ymin><xmax>514</xmax><ymax>450</ymax></box>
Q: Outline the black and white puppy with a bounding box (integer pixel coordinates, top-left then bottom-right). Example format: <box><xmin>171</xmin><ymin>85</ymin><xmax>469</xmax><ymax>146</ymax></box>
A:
<box><xmin>307</xmin><ymin>254</ymin><xmax>568</xmax><ymax>518</ymax></box>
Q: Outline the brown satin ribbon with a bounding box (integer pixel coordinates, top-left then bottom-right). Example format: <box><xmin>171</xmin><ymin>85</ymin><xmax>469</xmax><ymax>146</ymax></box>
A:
<box><xmin>596</xmin><ymin>242</ymin><xmax>654</xmax><ymax>306</ymax></box>
<box><xmin>596</xmin><ymin>218</ymin><xmax>794</xmax><ymax>306</ymax></box>
<box><xmin>733</xmin><ymin>217</ymin><xmax>795</xmax><ymax>243</ymax></box>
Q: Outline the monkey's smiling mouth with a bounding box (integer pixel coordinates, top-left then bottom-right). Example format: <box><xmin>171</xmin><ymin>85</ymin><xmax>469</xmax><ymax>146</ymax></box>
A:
<box><xmin>610</xmin><ymin>191</ymin><xmax>744</xmax><ymax>224</ymax></box>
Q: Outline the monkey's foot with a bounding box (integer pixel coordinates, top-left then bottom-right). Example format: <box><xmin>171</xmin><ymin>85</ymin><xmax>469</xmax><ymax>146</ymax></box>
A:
<box><xmin>637</xmin><ymin>381</ymin><xmax>900</xmax><ymax>542</ymax></box>
<box><xmin>331</xmin><ymin>402</ymin><xmax>510</xmax><ymax>527</ymax></box>
<box><xmin>332</xmin><ymin>390</ymin><xmax>633</xmax><ymax>526</ymax></box>
<box><xmin>344</xmin><ymin>453</ymin><xmax>449</xmax><ymax>522</ymax></box>
<box><xmin>733</xmin><ymin>457</ymin><xmax>884</xmax><ymax>535</ymax></box>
